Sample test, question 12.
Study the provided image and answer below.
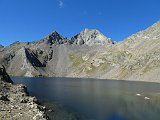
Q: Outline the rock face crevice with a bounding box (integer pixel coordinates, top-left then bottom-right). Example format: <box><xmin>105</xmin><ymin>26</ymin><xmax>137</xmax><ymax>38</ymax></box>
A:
<box><xmin>25</xmin><ymin>48</ymin><xmax>46</xmax><ymax>67</ymax></box>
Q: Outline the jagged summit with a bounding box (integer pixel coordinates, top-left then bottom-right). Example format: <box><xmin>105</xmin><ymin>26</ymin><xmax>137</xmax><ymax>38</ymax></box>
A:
<box><xmin>48</xmin><ymin>31</ymin><xmax>63</xmax><ymax>39</ymax></box>
<box><xmin>83</xmin><ymin>28</ymin><xmax>100</xmax><ymax>33</ymax></box>
<box><xmin>39</xmin><ymin>29</ymin><xmax>114</xmax><ymax>46</ymax></box>
<box><xmin>71</xmin><ymin>28</ymin><xmax>114</xmax><ymax>46</ymax></box>
<box><xmin>42</xmin><ymin>31</ymin><xmax>66</xmax><ymax>45</ymax></box>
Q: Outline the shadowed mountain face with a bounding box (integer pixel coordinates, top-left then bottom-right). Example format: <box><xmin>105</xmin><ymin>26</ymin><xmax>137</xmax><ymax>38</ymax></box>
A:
<box><xmin>0</xmin><ymin>21</ymin><xmax>160</xmax><ymax>82</ymax></box>
<box><xmin>42</xmin><ymin>31</ymin><xmax>73</xmax><ymax>45</ymax></box>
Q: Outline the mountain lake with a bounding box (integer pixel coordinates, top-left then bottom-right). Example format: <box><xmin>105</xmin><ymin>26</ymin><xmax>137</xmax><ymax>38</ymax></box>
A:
<box><xmin>12</xmin><ymin>77</ymin><xmax>160</xmax><ymax>120</ymax></box>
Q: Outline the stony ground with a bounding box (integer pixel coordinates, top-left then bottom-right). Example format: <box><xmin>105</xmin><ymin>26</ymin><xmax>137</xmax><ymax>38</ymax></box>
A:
<box><xmin>0</xmin><ymin>66</ymin><xmax>48</xmax><ymax>120</ymax></box>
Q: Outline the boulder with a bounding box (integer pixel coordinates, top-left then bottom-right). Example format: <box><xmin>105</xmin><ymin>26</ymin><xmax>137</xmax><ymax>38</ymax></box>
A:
<box><xmin>0</xmin><ymin>65</ymin><xmax>13</xmax><ymax>83</ymax></box>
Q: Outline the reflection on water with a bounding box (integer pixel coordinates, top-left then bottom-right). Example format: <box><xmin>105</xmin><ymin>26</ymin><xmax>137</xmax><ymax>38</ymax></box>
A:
<box><xmin>12</xmin><ymin>77</ymin><xmax>160</xmax><ymax>120</ymax></box>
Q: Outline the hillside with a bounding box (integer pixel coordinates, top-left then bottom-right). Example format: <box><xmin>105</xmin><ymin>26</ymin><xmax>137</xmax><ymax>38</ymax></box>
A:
<box><xmin>69</xmin><ymin>21</ymin><xmax>160</xmax><ymax>82</ymax></box>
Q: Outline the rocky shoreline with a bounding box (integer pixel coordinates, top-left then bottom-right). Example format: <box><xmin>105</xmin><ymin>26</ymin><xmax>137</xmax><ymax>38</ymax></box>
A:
<box><xmin>0</xmin><ymin>66</ymin><xmax>48</xmax><ymax>120</ymax></box>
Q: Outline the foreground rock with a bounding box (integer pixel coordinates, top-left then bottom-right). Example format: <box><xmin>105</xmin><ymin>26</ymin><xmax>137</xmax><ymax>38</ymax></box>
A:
<box><xmin>0</xmin><ymin>66</ymin><xmax>48</xmax><ymax>120</ymax></box>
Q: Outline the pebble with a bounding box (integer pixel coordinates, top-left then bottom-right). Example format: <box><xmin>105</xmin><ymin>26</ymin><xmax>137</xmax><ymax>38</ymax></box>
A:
<box><xmin>136</xmin><ymin>93</ymin><xmax>141</xmax><ymax>96</ymax></box>
<box><xmin>144</xmin><ymin>97</ymin><xmax>150</xmax><ymax>100</ymax></box>
<box><xmin>48</xmin><ymin>109</ymin><xmax>53</xmax><ymax>112</ymax></box>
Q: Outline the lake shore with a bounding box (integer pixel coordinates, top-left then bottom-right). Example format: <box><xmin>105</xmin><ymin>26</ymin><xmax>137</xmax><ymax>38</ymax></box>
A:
<box><xmin>12</xmin><ymin>75</ymin><xmax>160</xmax><ymax>84</ymax></box>
<box><xmin>0</xmin><ymin>66</ymin><xmax>48</xmax><ymax>120</ymax></box>
<box><xmin>12</xmin><ymin>76</ymin><xmax>160</xmax><ymax>120</ymax></box>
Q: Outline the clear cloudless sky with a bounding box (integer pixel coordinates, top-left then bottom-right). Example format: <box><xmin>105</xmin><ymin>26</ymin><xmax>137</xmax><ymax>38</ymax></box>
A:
<box><xmin>0</xmin><ymin>0</ymin><xmax>160</xmax><ymax>46</ymax></box>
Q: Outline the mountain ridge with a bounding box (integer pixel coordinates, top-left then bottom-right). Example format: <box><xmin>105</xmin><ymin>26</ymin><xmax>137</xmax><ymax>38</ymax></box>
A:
<box><xmin>0</xmin><ymin>21</ymin><xmax>160</xmax><ymax>82</ymax></box>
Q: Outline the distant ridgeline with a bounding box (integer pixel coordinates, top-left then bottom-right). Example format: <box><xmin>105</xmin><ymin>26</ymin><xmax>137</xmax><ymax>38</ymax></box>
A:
<box><xmin>0</xmin><ymin>21</ymin><xmax>160</xmax><ymax>82</ymax></box>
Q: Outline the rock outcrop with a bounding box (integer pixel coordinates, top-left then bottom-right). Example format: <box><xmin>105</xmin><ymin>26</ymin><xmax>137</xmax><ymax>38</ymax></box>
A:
<box><xmin>0</xmin><ymin>65</ymin><xmax>13</xmax><ymax>83</ymax></box>
<box><xmin>0</xmin><ymin>66</ymin><xmax>48</xmax><ymax>120</ymax></box>
<box><xmin>42</xmin><ymin>31</ymin><xmax>72</xmax><ymax>45</ymax></box>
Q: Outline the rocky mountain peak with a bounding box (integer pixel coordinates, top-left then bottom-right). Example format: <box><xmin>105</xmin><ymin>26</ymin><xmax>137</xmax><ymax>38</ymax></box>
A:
<box><xmin>72</xmin><ymin>28</ymin><xmax>114</xmax><ymax>46</ymax></box>
<box><xmin>42</xmin><ymin>31</ymin><xmax>69</xmax><ymax>45</ymax></box>
<box><xmin>48</xmin><ymin>31</ymin><xmax>63</xmax><ymax>39</ymax></box>
<box><xmin>83</xmin><ymin>28</ymin><xmax>99</xmax><ymax>34</ymax></box>
<box><xmin>80</xmin><ymin>28</ymin><xmax>106</xmax><ymax>37</ymax></box>
<box><xmin>49</xmin><ymin>31</ymin><xmax>62</xmax><ymax>38</ymax></box>
<box><xmin>35</xmin><ymin>29</ymin><xmax>115</xmax><ymax>46</ymax></box>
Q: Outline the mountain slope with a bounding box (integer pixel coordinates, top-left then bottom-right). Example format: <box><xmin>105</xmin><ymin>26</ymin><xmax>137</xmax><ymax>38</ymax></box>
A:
<box><xmin>68</xmin><ymin>21</ymin><xmax>160</xmax><ymax>82</ymax></box>
<box><xmin>4</xmin><ymin>47</ymin><xmax>47</xmax><ymax>77</ymax></box>
<box><xmin>118</xmin><ymin>20</ymin><xmax>160</xmax><ymax>53</ymax></box>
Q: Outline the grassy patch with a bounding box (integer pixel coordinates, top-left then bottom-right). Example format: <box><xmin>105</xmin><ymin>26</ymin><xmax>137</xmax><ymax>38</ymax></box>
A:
<box><xmin>100</xmin><ymin>62</ymin><xmax>110</xmax><ymax>71</ymax></box>
<box><xmin>118</xmin><ymin>67</ymin><xmax>129</xmax><ymax>79</ymax></box>
<box><xmin>69</xmin><ymin>53</ymin><xmax>84</xmax><ymax>67</ymax></box>
<box><xmin>85</xmin><ymin>65</ymin><xmax>97</xmax><ymax>74</ymax></box>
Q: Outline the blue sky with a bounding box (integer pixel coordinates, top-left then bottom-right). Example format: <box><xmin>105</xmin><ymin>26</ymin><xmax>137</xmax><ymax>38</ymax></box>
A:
<box><xmin>0</xmin><ymin>0</ymin><xmax>159</xmax><ymax>46</ymax></box>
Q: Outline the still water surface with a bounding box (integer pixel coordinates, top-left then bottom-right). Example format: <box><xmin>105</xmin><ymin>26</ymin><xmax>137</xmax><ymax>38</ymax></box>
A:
<box><xmin>12</xmin><ymin>77</ymin><xmax>160</xmax><ymax>120</ymax></box>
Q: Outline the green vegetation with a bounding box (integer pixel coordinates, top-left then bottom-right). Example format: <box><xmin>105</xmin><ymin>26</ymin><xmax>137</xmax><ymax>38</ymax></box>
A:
<box><xmin>69</xmin><ymin>53</ymin><xmax>84</xmax><ymax>67</ymax></box>
<box><xmin>118</xmin><ymin>67</ymin><xmax>129</xmax><ymax>79</ymax></box>
<box><xmin>85</xmin><ymin>65</ymin><xmax>97</xmax><ymax>74</ymax></box>
<box><xmin>100</xmin><ymin>62</ymin><xmax>111</xmax><ymax>71</ymax></box>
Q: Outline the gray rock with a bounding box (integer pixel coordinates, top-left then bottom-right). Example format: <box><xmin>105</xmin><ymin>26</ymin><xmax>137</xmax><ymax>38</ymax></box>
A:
<box><xmin>72</xmin><ymin>28</ymin><xmax>114</xmax><ymax>46</ymax></box>
<box><xmin>0</xmin><ymin>65</ymin><xmax>13</xmax><ymax>83</ymax></box>
<box><xmin>0</xmin><ymin>94</ymin><xmax>9</xmax><ymax>101</ymax></box>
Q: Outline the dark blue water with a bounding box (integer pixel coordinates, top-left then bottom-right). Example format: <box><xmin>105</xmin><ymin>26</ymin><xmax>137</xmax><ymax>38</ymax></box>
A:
<box><xmin>12</xmin><ymin>77</ymin><xmax>160</xmax><ymax>120</ymax></box>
